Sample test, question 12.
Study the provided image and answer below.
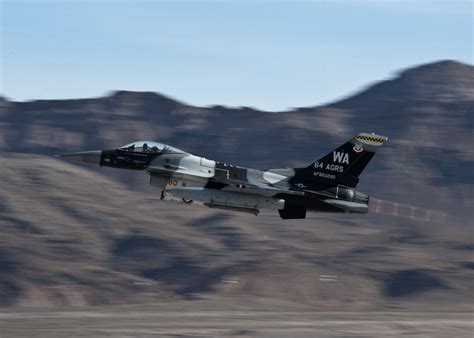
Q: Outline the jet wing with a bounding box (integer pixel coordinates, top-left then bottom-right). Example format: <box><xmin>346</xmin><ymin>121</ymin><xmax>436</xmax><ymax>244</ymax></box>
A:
<box><xmin>148</xmin><ymin>165</ymin><xmax>304</xmax><ymax>196</ymax></box>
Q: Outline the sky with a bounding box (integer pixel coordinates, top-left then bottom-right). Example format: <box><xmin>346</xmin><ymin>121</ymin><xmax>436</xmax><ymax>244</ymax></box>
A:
<box><xmin>1</xmin><ymin>0</ymin><xmax>472</xmax><ymax>110</ymax></box>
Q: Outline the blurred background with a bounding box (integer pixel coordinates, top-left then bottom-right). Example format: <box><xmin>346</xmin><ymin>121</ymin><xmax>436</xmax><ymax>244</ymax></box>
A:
<box><xmin>0</xmin><ymin>0</ymin><xmax>473</xmax><ymax>336</ymax></box>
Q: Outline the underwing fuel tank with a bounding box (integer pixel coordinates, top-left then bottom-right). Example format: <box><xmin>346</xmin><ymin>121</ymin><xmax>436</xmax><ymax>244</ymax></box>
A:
<box><xmin>162</xmin><ymin>187</ymin><xmax>285</xmax><ymax>211</ymax></box>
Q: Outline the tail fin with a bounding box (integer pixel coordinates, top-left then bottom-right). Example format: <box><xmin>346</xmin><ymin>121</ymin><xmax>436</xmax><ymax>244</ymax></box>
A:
<box><xmin>294</xmin><ymin>132</ymin><xmax>387</xmax><ymax>187</ymax></box>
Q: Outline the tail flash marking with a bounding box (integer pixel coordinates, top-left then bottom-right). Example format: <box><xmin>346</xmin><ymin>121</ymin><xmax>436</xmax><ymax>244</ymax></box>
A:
<box><xmin>293</xmin><ymin>132</ymin><xmax>388</xmax><ymax>188</ymax></box>
<box><xmin>333</xmin><ymin>151</ymin><xmax>349</xmax><ymax>164</ymax></box>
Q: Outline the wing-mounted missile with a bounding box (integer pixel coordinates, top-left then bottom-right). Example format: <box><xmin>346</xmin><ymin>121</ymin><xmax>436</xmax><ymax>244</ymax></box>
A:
<box><xmin>204</xmin><ymin>203</ymin><xmax>259</xmax><ymax>216</ymax></box>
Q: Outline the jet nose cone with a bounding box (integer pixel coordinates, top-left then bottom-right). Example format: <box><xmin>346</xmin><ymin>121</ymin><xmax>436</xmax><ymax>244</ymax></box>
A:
<box><xmin>57</xmin><ymin>150</ymin><xmax>102</xmax><ymax>166</ymax></box>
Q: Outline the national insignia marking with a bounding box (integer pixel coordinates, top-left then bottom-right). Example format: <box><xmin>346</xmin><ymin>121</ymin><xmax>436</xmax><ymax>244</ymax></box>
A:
<box><xmin>353</xmin><ymin>143</ymin><xmax>364</xmax><ymax>153</ymax></box>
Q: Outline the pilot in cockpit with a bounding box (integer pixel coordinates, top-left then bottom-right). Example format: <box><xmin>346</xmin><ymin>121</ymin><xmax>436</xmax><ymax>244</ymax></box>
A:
<box><xmin>119</xmin><ymin>141</ymin><xmax>179</xmax><ymax>154</ymax></box>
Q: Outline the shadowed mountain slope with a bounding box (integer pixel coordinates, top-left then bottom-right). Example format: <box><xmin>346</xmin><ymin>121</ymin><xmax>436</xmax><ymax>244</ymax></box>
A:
<box><xmin>0</xmin><ymin>153</ymin><xmax>471</xmax><ymax>310</ymax></box>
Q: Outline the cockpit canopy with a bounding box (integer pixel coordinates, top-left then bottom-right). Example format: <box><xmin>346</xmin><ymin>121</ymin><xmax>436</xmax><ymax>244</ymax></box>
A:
<box><xmin>118</xmin><ymin>141</ymin><xmax>184</xmax><ymax>154</ymax></box>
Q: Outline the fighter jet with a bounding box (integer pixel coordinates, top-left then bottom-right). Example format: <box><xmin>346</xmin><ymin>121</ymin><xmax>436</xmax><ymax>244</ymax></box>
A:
<box><xmin>58</xmin><ymin>132</ymin><xmax>387</xmax><ymax>219</ymax></box>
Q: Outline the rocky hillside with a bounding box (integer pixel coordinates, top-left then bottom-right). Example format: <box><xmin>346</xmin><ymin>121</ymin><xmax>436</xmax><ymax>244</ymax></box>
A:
<box><xmin>0</xmin><ymin>60</ymin><xmax>472</xmax><ymax>309</ymax></box>
<box><xmin>0</xmin><ymin>153</ymin><xmax>471</xmax><ymax>310</ymax></box>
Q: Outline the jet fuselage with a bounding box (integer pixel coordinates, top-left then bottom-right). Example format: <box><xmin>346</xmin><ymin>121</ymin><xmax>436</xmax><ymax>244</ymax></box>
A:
<box><xmin>59</xmin><ymin>133</ymin><xmax>386</xmax><ymax>219</ymax></box>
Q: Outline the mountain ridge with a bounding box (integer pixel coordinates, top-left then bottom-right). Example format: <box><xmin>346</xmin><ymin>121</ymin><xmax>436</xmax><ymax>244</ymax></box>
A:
<box><xmin>2</xmin><ymin>60</ymin><xmax>472</xmax><ymax>111</ymax></box>
<box><xmin>332</xmin><ymin>60</ymin><xmax>474</xmax><ymax>108</ymax></box>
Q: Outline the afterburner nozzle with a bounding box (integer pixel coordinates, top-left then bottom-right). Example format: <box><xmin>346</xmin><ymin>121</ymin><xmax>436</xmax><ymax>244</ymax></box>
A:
<box><xmin>57</xmin><ymin>150</ymin><xmax>102</xmax><ymax>166</ymax></box>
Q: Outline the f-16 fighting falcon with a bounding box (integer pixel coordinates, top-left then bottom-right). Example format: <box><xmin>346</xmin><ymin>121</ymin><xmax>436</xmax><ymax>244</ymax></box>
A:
<box><xmin>58</xmin><ymin>133</ymin><xmax>387</xmax><ymax>219</ymax></box>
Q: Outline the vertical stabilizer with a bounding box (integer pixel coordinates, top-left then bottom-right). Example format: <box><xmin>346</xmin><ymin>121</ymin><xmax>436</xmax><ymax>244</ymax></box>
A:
<box><xmin>294</xmin><ymin>132</ymin><xmax>387</xmax><ymax>187</ymax></box>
